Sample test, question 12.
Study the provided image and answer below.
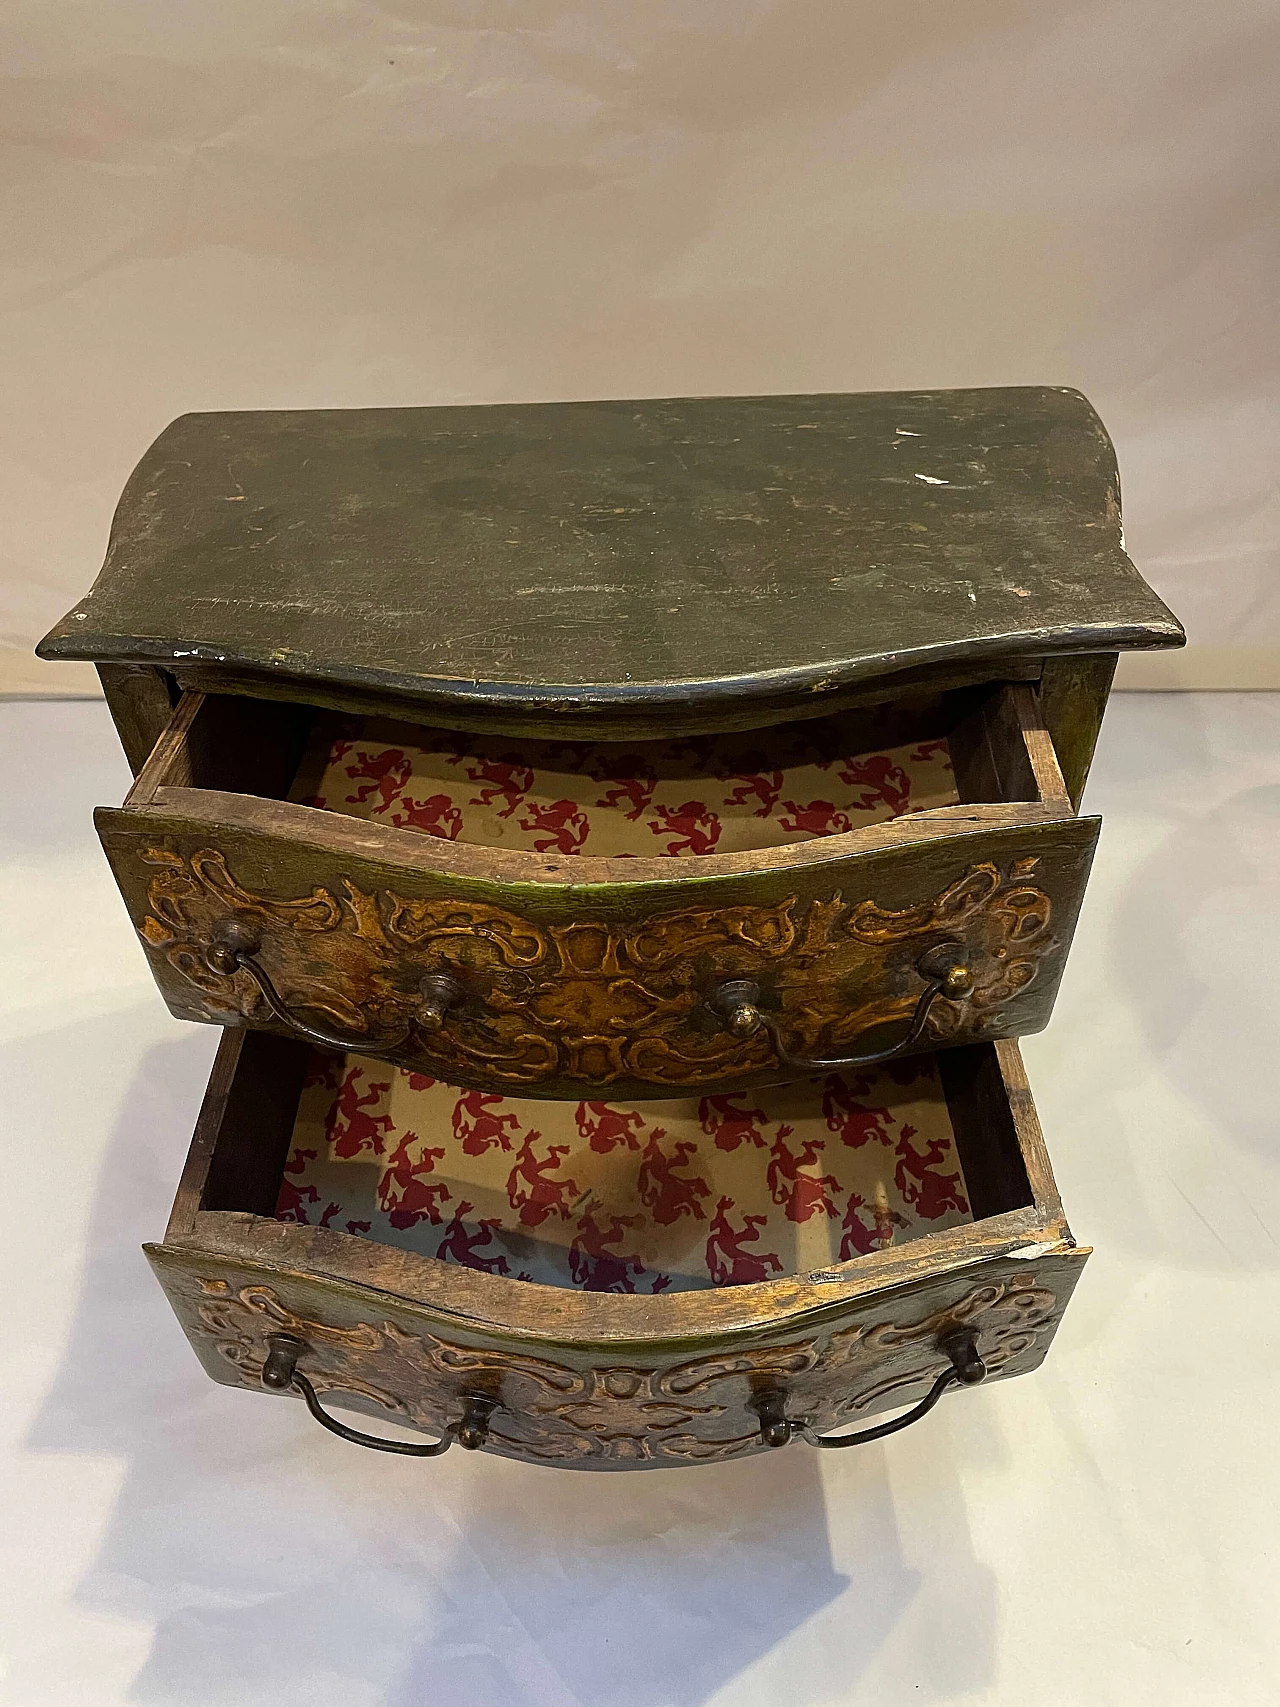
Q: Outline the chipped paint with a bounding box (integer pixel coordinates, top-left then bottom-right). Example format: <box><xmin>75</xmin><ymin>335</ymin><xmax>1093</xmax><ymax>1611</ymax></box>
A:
<box><xmin>35</xmin><ymin>389</ymin><xmax>1183</xmax><ymax>705</ymax></box>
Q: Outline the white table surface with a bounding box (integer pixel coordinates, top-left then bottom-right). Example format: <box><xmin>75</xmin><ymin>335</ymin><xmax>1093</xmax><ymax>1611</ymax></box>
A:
<box><xmin>2</xmin><ymin>692</ymin><xmax>1277</xmax><ymax>1707</ymax></box>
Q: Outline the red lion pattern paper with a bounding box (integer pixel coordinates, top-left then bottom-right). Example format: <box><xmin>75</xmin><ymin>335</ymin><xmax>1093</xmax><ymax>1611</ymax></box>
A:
<box><xmin>278</xmin><ymin>1052</ymin><xmax>972</xmax><ymax>1293</ymax></box>
<box><xmin>291</xmin><ymin>709</ymin><xmax>958</xmax><ymax>857</ymax></box>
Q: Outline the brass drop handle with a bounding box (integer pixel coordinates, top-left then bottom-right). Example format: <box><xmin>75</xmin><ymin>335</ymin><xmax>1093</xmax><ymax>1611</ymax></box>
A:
<box><xmin>204</xmin><ymin>916</ymin><xmax>462</xmax><ymax>1054</ymax></box>
<box><xmin>753</xmin><ymin>1329</ymin><xmax>986</xmax><ymax>1451</ymax></box>
<box><xmin>262</xmin><ymin>1335</ymin><xmax>496</xmax><ymax>1456</ymax></box>
<box><xmin>708</xmin><ymin>941</ymin><xmax>975</xmax><ymax>1073</ymax></box>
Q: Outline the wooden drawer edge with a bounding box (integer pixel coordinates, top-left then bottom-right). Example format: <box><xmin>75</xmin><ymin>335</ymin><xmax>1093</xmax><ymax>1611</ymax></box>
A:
<box><xmin>110</xmin><ymin>788</ymin><xmax>1087</xmax><ymax>890</ymax></box>
<box><xmin>150</xmin><ymin>1206</ymin><xmax>1077</xmax><ymax>1356</ymax></box>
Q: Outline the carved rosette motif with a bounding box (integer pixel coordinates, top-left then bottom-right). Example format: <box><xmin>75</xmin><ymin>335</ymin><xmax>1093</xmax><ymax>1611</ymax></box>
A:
<box><xmin>184</xmin><ymin>1274</ymin><xmax>1059</xmax><ymax>1466</ymax></box>
<box><xmin>136</xmin><ymin>846</ymin><xmax>1055</xmax><ymax>1087</ymax></box>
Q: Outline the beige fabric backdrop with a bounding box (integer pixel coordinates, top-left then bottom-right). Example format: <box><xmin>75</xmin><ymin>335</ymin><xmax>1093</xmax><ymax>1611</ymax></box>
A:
<box><xmin>4</xmin><ymin>0</ymin><xmax>1277</xmax><ymax>697</ymax></box>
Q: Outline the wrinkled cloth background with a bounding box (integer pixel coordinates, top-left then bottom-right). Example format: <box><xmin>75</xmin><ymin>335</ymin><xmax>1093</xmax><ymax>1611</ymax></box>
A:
<box><xmin>3</xmin><ymin>0</ymin><xmax>1278</xmax><ymax>695</ymax></box>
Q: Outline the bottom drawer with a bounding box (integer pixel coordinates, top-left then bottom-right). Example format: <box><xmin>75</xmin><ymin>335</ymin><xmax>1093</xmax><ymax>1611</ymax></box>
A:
<box><xmin>147</xmin><ymin>1035</ymin><xmax>1088</xmax><ymax>1470</ymax></box>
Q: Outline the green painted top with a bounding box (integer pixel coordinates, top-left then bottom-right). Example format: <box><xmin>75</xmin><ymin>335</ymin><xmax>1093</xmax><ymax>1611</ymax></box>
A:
<box><xmin>39</xmin><ymin>387</ymin><xmax>1183</xmax><ymax>717</ymax></box>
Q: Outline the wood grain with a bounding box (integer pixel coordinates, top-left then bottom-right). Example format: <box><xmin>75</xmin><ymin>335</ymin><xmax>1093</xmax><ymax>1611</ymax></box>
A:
<box><xmin>126</xmin><ymin>689</ymin><xmax>312</xmax><ymax>805</ymax></box>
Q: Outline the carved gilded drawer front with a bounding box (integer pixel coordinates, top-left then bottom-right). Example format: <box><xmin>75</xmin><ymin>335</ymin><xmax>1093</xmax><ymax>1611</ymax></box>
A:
<box><xmin>95</xmin><ymin>678</ymin><xmax>1099</xmax><ymax>1094</ymax></box>
<box><xmin>146</xmin><ymin>1248</ymin><xmax>1088</xmax><ymax>1470</ymax></box>
<box><xmin>99</xmin><ymin>814</ymin><xmax>1098</xmax><ymax>1100</ymax></box>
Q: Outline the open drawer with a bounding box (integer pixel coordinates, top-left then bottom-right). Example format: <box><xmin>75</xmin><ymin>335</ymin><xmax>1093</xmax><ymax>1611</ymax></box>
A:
<box><xmin>147</xmin><ymin>1031</ymin><xmax>1089</xmax><ymax>1469</ymax></box>
<box><xmin>98</xmin><ymin>679</ymin><xmax>1099</xmax><ymax>1100</ymax></box>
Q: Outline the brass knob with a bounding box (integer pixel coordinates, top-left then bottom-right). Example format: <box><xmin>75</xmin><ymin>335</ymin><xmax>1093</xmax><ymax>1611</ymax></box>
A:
<box><xmin>940</xmin><ymin>1328</ymin><xmax>987</xmax><ymax>1385</ymax></box>
<box><xmin>261</xmin><ymin>1334</ymin><xmax>305</xmax><ymax>1391</ymax></box>
<box><xmin>916</xmin><ymin>940</ymin><xmax>975</xmax><ymax>997</ymax></box>
<box><xmin>418</xmin><ymin>971</ymin><xmax>463</xmax><ymax>1031</ymax></box>
<box><xmin>455</xmin><ymin>1394</ymin><xmax>498</xmax><ymax>1451</ymax></box>
<box><xmin>708</xmin><ymin>979</ymin><xmax>765</xmax><ymax>1038</ymax></box>
<box><xmin>205</xmin><ymin>915</ymin><xmax>262</xmax><ymax>976</ymax></box>
<box><xmin>752</xmin><ymin>1389</ymin><xmax>796</xmax><ymax>1450</ymax></box>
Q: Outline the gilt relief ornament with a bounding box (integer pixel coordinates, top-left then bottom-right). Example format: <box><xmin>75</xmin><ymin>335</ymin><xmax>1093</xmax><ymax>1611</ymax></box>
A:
<box><xmin>184</xmin><ymin>1274</ymin><xmax>1059</xmax><ymax>1465</ymax></box>
<box><xmin>135</xmin><ymin>846</ymin><xmax>1055</xmax><ymax>1088</ymax></box>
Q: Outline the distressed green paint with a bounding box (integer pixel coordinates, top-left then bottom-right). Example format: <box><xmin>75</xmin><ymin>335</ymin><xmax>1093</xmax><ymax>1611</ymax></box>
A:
<box><xmin>1037</xmin><ymin>652</ymin><xmax>1119</xmax><ymax>810</ymax></box>
<box><xmin>40</xmin><ymin>389</ymin><xmax>1182</xmax><ymax>726</ymax></box>
<box><xmin>98</xmin><ymin>804</ymin><xmax>1098</xmax><ymax>922</ymax></box>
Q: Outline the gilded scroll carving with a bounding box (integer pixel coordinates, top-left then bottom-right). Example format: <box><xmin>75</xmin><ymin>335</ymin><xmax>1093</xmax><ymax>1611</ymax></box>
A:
<box><xmin>843</xmin><ymin>856</ymin><xmax>1053</xmax><ymax>1031</ymax></box>
<box><xmin>182</xmin><ymin>1274</ymin><xmax>1058</xmax><ymax>1466</ymax></box>
<box><xmin>382</xmin><ymin>895</ymin><xmax>548</xmax><ymax>966</ymax></box>
<box><xmin>135</xmin><ymin>846</ymin><xmax>1055</xmax><ymax>1087</ymax></box>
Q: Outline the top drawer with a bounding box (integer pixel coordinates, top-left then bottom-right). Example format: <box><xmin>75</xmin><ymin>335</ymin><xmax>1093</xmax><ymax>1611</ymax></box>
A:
<box><xmin>96</xmin><ymin>678</ymin><xmax>1097</xmax><ymax>1099</ymax></box>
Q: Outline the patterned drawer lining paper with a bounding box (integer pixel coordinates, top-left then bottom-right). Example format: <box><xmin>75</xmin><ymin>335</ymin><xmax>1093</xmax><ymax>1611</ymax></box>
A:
<box><xmin>276</xmin><ymin>1052</ymin><xmax>973</xmax><ymax>1294</ymax></box>
<box><xmin>289</xmin><ymin>701</ymin><xmax>959</xmax><ymax>857</ymax></box>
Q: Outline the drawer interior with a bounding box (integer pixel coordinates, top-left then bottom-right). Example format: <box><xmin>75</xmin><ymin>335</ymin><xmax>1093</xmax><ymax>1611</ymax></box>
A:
<box><xmin>286</xmin><ymin>700</ymin><xmax>962</xmax><ymax>856</ymax></box>
<box><xmin>125</xmin><ymin>678</ymin><xmax>1073</xmax><ymax>858</ymax></box>
<box><xmin>181</xmin><ymin>1034</ymin><xmax>1041</xmax><ymax>1296</ymax></box>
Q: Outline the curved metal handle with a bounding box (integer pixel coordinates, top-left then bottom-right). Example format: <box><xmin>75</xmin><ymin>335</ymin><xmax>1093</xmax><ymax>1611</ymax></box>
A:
<box><xmin>754</xmin><ymin>1329</ymin><xmax>986</xmax><ymax>1451</ymax></box>
<box><xmin>262</xmin><ymin>1336</ymin><xmax>495</xmax><ymax>1456</ymax></box>
<box><xmin>205</xmin><ymin>916</ymin><xmax>461</xmax><ymax>1055</ymax></box>
<box><xmin>709</xmin><ymin>941</ymin><xmax>975</xmax><ymax>1073</ymax></box>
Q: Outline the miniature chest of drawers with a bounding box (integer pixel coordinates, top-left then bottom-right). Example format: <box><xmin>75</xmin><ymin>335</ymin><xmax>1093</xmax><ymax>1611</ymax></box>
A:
<box><xmin>41</xmin><ymin>387</ymin><xmax>1183</xmax><ymax>1469</ymax></box>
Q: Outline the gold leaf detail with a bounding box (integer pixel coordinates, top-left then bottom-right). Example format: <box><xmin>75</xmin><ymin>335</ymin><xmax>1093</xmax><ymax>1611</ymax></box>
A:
<box><xmin>175</xmin><ymin>1276</ymin><xmax>1059</xmax><ymax>1467</ymax></box>
<box><xmin>136</xmin><ymin>848</ymin><xmax>1057</xmax><ymax>1090</ymax></box>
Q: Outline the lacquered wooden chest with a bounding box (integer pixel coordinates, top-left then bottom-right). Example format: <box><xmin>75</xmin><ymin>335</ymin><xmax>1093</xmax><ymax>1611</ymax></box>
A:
<box><xmin>40</xmin><ymin>387</ymin><xmax>1183</xmax><ymax>1469</ymax></box>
